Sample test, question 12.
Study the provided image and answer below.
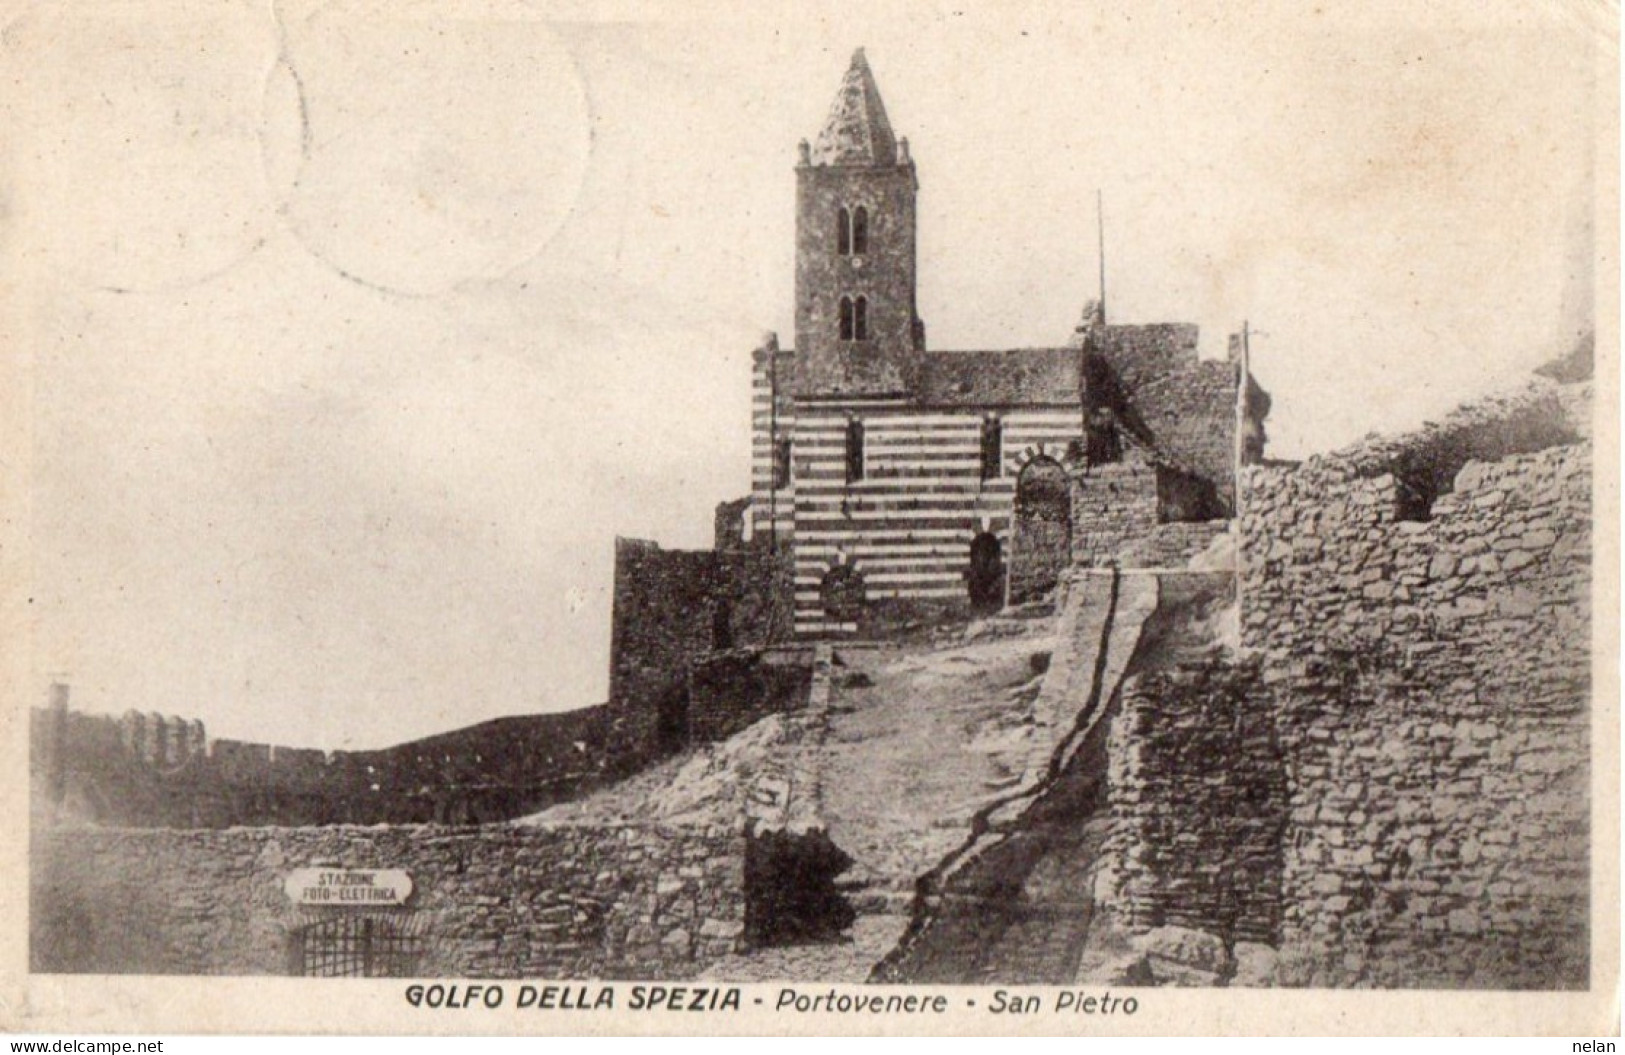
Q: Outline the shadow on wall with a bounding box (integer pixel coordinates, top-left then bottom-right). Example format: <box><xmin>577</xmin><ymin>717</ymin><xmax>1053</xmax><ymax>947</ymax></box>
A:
<box><xmin>743</xmin><ymin>824</ymin><xmax>857</xmax><ymax>948</ymax></box>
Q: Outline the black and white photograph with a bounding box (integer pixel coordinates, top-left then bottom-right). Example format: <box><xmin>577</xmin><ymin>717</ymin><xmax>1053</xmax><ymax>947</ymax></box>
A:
<box><xmin>4</xmin><ymin>0</ymin><xmax>1616</xmax><ymax>1036</ymax></box>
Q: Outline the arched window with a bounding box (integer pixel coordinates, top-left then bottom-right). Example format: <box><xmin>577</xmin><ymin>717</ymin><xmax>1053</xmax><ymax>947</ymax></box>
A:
<box><xmin>845</xmin><ymin>417</ymin><xmax>865</xmax><ymax>483</ymax></box>
<box><xmin>980</xmin><ymin>415</ymin><xmax>1003</xmax><ymax>480</ymax></box>
<box><xmin>838</xmin><ymin>296</ymin><xmax>855</xmax><ymax>341</ymax></box>
<box><xmin>1016</xmin><ymin>456</ymin><xmax>1070</xmax><ymax>521</ymax></box>
<box><xmin>836</xmin><ymin>207</ymin><xmax>851</xmax><ymax>256</ymax></box>
<box><xmin>853</xmin><ymin>295</ymin><xmax>869</xmax><ymax>341</ymax></box>
<box><xmin>852</xmin><ymin>206</ymin><xmax>869</xmax><ymax>254</ymax></box>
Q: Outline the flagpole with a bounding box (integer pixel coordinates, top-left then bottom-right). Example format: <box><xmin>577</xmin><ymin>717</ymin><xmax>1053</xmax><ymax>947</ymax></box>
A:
<box><xmin>1096</xmin><ymin>189</ymin><xmax>1106</xmax><ymax>324</ymax></box>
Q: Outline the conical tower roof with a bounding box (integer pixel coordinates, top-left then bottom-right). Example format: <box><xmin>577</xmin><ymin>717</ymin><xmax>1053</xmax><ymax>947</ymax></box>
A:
<box><xmin>810</xmin><ymin>49</ymin><xmax>899</xmax><ymax>166</ymax></box>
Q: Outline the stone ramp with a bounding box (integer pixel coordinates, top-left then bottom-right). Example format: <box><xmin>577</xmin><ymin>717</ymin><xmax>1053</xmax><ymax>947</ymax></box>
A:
<box><xmin>871</xmin><ymin>570</ymin><xmax>1159</xmax><ymax>983</ymax></box>
<box><xmin>815</xmin><ymin>624</ymin><xmax>1061</xmax><ymax>909</ymax></box>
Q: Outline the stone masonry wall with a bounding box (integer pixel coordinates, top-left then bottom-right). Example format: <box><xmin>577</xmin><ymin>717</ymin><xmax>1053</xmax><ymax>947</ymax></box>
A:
<box><xmin>1071</xmin><ymin>461</ymin><xmax>1159</xmax><ymax>566</ymax></box>
<box><xmin>688</xmin><ymin>649</ymin><xmax>813</xmax><ymax>746</ymax></box>
<box><xmin>793</xmin><ymin>161</ymin><xmax>920</xmax><ymax>398</ymax></box>
<box><xmin>1071</xmin><ymin>461</ymin><xmax>1230</xmax><ymax>569</ymax></box>
<box><xmin>1115</xmin><ymin>521</ymin><xmax>1231</xmax><ymax>570</ymax></box>
<box><xmin>33</xmin><ymin>822</ymin><xmax>744</xmax><ymax>978</ymax></box>
<box><xmin>607</xmin><ymin>538</ymin><xmax>791</xmax><ymax>759</ymax></box>
<box><xmin>609</xmin><ymin>539</ymin><xmax>720</xmax><ymax>720</ymax></box>
<box><xmin>1103</xmin><ymin>660</ymin><xmax>1286</xmax><ymax>947</ymax></box>
<box><xmin>1237</xmin><ymin>436</ymin><xmax>1590</xmax><ymax>987</ymax></box>
<box><xmin>1094</xmin><ymin>325</ymin><xmax>1245</xmax><ymax>513</ymax></box>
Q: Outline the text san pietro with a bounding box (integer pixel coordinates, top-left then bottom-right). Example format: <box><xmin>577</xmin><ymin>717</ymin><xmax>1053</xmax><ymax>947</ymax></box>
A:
<box><xmin>992</xmin><ymin>990</ymin><xmax>1139</xmax><ymax>1015</ymax></box>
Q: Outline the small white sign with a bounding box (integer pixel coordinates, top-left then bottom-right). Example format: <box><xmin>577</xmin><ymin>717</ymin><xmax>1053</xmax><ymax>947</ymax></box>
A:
<box><xmin>283</xmin><ymin>868</ymin><xmax>413</xmax><ymax>907</ymax></box>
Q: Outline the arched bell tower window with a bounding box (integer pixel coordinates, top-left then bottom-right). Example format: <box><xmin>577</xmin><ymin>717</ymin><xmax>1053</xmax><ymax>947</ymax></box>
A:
<box><xmin>839</xmin><ymin>296</ymin><xmax>869</xmax><ymax>342</ymax></box>
<box><xmin>836</xmin><ymin>205</ymin><xmax>872</xmax><ymax>257</ymax></box>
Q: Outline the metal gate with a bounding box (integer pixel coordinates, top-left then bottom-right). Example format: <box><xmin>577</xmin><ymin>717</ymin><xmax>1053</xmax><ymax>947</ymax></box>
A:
<box><xmin>291</xmin><ymin>915</ymin><xmax>424</xmax><ymax>977</ymax></box>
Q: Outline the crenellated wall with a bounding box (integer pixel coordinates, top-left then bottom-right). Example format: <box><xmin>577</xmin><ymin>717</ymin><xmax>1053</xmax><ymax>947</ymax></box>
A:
<box><xmin>120</xmin><ymin>712</ymin><xmax>207</xmax><ymax>768</ymax></box>
<box><xmin>31</xmin><ymin>705</ymin><xmax>614</xmax><ymax>829</ymax></box>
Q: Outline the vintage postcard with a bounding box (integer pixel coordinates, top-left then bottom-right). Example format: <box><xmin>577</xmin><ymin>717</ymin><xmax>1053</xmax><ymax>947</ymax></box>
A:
<box><xmin>1</xmin><ymin>0</ymin><xmax>1618</xmax><ymax>1037</ymax></box>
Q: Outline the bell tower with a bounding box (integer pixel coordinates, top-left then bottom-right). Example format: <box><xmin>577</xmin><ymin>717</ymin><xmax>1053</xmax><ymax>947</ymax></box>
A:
<box><xmin>793</xmin><ymin>49</ymin><xmax>924</xmax><ymax>399</ymax></box>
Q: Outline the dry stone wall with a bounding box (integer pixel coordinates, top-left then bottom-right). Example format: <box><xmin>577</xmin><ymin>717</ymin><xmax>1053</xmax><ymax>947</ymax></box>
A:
<box><xmin>1235</xmin><ymin>436</ymin><xmax>1590</xmax><ymax>987</ymax></box>
<box><xmin>1103</xmin><ymin>660</ymin><xmax>1285</xmax><ymax>947</ymax></box>
<box><xmin>33</xmin><ymin>822</ymin><xmax>744</xmax><ymax>978</ymax></box>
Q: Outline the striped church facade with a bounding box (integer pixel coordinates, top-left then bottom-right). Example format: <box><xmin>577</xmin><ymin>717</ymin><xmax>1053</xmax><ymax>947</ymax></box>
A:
<box><xmin>751</xmin><ymin>348</ymin><xmax>1087</xmax><ymax>638</ymax></box>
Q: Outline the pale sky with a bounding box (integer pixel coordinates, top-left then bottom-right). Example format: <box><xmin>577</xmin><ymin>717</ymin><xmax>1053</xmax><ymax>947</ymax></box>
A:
<box><xmin>6</xmin><ymin>0</ymin><xmax>1607</xmax><ymax>748</ymax></box>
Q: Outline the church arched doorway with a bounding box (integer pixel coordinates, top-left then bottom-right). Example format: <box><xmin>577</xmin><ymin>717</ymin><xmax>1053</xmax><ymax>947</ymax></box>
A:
<box><xmin>967</xmin><ymin>532</ymin><xmax>1005</xmax><ymax>613</ymax></box>
<box><xmin>1010</xmin><ymin>456</ymin><xmax>1071</xmax><ymax>604</ymax></box>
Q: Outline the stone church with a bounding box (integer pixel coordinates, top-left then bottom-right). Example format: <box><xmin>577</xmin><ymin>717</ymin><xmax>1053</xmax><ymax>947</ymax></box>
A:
<box><xmin>747</xmin><ymin>49</ymin><xmax>1268</xmax><ymax>637</ymax></box>
<box><xmin>608</xmin><ymin>49</ymin><xmax>1268</xmax><ymax>753</ymax></box>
